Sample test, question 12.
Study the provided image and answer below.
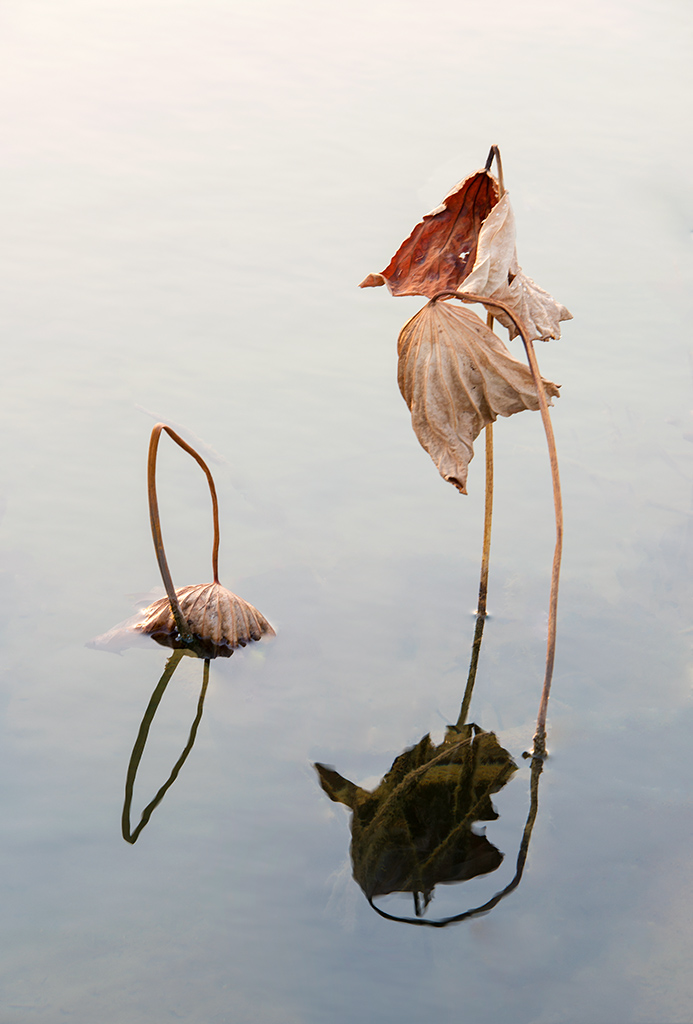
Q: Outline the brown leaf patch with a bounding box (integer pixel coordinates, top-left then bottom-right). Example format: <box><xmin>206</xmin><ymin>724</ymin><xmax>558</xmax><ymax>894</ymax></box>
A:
<box><xmin>461</xmin><ymin>194</ymin><xmax>572</xmax><ymax>341</ymax></box>
<box><xmin>360</xmin><ymin>170</ymin><xmax>499</xmax><ymax>297</ymax></box>
<box><xmin>133</xmin><ymin>582</ymin><xmax>275</xmax><ymax>658</ymax></box>
<box><xmin>397</xmin><ymin>301</ymin><xmax>560</xmax><ymax>492</ymax></box>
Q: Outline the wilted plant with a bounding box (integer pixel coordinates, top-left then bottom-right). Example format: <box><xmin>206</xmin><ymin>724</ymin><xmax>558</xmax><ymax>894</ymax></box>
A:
<box><xmin>86</xmin><ymin>424</ymin><xmax>275</xmax><ymax>840</ymax></box>
<box><xmin>360</xmin><ymin>146</ymin><xmax>570</xmax><ymax>755</ymax></box>
<box><xmin>360</xmin><ymin>145</ymin><xmax>571</xmax><ymax>340</ymax></box>
<box><xmin>133</xmin><ymin>423</ymin><xmax>275</xmax><ymax>659</ymax></box>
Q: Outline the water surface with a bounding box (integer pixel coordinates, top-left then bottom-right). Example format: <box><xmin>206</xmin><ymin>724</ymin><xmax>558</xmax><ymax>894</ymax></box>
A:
<box><xmin>0</xmin><ymin>1</ymin><xmax>692</xmax><ymax>1021</ymax></box>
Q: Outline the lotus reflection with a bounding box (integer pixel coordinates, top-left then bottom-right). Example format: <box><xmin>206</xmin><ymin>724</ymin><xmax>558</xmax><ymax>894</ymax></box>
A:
<box><xmin>316</xmin><ymin>726</ymin><xmax>543</xmax><ymax>926</ymax></box>
<box><xmin>88</xmin><ymin>421</ymin><xmax>275</xmax><ymax>841</ymax></box>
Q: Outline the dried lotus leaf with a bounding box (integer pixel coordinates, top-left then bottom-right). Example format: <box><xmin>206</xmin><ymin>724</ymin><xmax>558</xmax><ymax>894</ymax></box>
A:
<box><xmin>398</xmin><ymin>301</ymin><xmax>560</xmax><ymax>493</ymax></box>
<box><xmin>359</xmin><ymin>170</ymin><xmax>499</xmax><ymax>298</ymax></box>
<box><xmin>133</xmin><ymin>582</ymin><xmax>275</xmax><ymax>658</ymax></box>
<box><xmin>461</xmin><ymin>193</ymin><xmax>572</xmax><ymax>342</ymax></box>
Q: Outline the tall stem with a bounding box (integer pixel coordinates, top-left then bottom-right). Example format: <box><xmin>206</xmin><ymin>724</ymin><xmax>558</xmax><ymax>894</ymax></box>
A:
<box><xmin>147</xmin><ymin>423</ymin><xmax>222</xmax><ymax>643</ymax></box>
<box><xmin>432</xmin><ymin>292</ymin><xmax>563</xmax><ymax>758</ymax></box>
<box><xmin>456</xmin><ymin>314</ymin><xmax>495</xmax><ymax>730</ymax></box>
<box><xmin>518</xmin><ymin>335</ymin><xmax>562</xmax><ymax>757</ymax></box>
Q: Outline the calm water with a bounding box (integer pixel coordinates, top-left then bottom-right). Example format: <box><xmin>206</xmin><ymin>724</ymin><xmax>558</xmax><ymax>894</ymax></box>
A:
<box><xmin>1</xmin><ymin>0</ymin><xmax>692</xmax><ymax>1021</ymax></box>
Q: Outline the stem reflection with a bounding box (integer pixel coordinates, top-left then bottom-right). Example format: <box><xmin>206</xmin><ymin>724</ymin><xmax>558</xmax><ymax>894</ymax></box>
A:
<box><xmin>122</xmin><ymin>652</ymin><xmax>210</xmax><ymax>844</ymax></box>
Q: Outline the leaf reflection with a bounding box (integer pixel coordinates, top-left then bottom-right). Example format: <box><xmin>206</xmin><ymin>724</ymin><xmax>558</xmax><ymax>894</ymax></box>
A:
<box><xmin>316</xmin><ymin>726</ymin><xmax>545</xmax><ymax>926</ymax></box>
<box><xmin>314</xmin><ymin>389</ymin><xmax>545</xmax><ymax>923</ymax></box>
<box><xmin>370</xmin><ymin>753</ymin><xmax>542</xmax><ymax>926</ymax></box>
<box><xmin>122</xmin><ymin>650</ymin><xmax>210</xmax><ymax>844</ymax></box>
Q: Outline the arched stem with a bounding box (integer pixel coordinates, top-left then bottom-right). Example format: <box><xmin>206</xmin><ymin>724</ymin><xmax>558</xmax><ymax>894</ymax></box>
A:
<box><xmin>147</xmin><ymin>423</ymin><xmax>222</xmax><ymax>643</ymax></box>
<box><xmin>432</xmin><ymin>291</ymin><xmax>562</xmax><ymax>759</ymax></box>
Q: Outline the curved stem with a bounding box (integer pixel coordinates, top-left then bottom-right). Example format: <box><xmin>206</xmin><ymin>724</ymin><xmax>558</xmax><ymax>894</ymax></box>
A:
<box><xmin>147</xmin><ymin>423</ymin><xmax>222</xmax><ymax>643</ymax></box>
<box><xmin>432</xmin><ymin>291</ymin><xmax>562</xmax><ymax>758</ymax></box>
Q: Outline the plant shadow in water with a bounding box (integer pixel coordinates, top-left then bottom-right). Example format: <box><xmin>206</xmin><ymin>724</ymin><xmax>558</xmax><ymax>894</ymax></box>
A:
<box><xmin>316</xmin><ymin>723</ymin><xmax>543</xmax><ymax>927</ymax></box>
<box><xmin>322</xmin><ymin>147</ymin><xmax>570</xmax><ymax>922</ymax></box>
<box><xmin>122</xmin><ymin>649</ymin><xmax>210</xmax><ymax>844</ymax></box>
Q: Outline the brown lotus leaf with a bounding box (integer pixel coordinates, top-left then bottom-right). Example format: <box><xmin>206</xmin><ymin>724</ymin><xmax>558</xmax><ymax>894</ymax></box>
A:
<box><xmin>359</xmin><ymin>170</ymin><xmax>499</xmax><ymax>298</ymax></box>
<box><xmin>461</xmin><ymin>193</ymin><xmax>572</xmax><ymax>342</ymax></box>
<box><xmin>132</xmin><ymin>582</ymin><xmax>275</xmax><ymax>659</ymax></box>
<box><xmin>398</xmin><ymin>300</ymin><xmax>560</xmax><ymax>493</ymax></box>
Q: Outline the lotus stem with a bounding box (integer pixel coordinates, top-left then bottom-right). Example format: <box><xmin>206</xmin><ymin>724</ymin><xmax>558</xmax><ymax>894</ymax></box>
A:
<box><xmin>484</xmin><ymin>144</ymin><xmax>505</xmax><ymax>196</ymax></box>
<box><xmin>431</xmin><ymin>291</ymin><xmax>562</xmax><ymax>759</ymax></box>
<box><xmin>456</xmin><ymin>314</ymin><xmax>496</xmax><ymax>729</ymax></box>
<box><xmin>147</xmin><ymin>423</ymin><xmax>222</xmax><ymax>643</ymax></box>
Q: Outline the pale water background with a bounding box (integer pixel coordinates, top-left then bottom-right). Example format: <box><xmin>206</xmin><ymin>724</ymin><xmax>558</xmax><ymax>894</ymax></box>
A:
<box><xmin>1</xmin><ymin>0</ymin><xmax>692</xmax><ymax>1021</ymax></box>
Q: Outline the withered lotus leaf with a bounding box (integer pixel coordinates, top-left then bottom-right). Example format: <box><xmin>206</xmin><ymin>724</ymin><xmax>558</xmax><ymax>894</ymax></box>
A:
<box><xmin>461</xmin><ymin>193</ymin><xmax>572</xmax><ymax>342</ymax></box>
<box><xmin>398</xmin><ymin>300</ymin><xmax>560</xmax><ymax>493</ymax></box>
<box><xmin>132</xmin><ymin>582</ymin><xmax>275</xmax><ymax>659</ymax></box>
<box><xmin>359</xmin><ymin>170</ymin><xmax>499</xmax><ymax>298</ymax></box>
